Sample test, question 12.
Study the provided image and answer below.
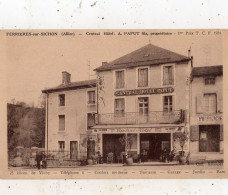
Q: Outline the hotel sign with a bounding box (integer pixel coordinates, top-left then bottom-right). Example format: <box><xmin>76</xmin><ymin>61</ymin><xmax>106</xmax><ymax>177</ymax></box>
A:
<box><xmin>114</xmin><ymin>87</ymin><xmax>174</xmax><ymax>96</ymax></box>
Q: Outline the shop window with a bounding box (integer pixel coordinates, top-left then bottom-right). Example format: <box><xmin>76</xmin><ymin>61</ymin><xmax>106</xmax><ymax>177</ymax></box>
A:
<box><xmin>203</xmin><ymin>93</ymin><xmax>217</xmax><ymax>113</ymax></box>
<box><xmin>114</xmin><ymin>98</ymin><xmax>125</xmax><ymax>115</ymax></box>
<box><xmin>205</xmin><ymin>77</ymin><xmax>215</xmax><ymax>85</ymax></box>
<box><xmin>163</xmin><ymin>96</ymin><xmax>173</xmax><ymax>113</ymax></box>
<box><xmin>115</xmin><ymin>70</ymin><xmax>125</xmax><ymax>89</ymax></box>
<box><xmin>58</xmin><ymin>141</ymin><xmax>65</xmax><ymax>151</ymax></box>
<box><xmin>199</xmin><ymin>125</ymin><xmax>220</xmax><ymax>152</ymax></box>
<box><xmin>163</xmin><ymin>65</ymin><xmax>174</xmax><ymax>85</ymax></box>
<box><xmin>59</xmin><ymin>115</ymin><xmax>65</xmax><ymax>131</ymax></box>
<box><xmin>138</xmin><ymin>68</ymin><xmax>148</xmax><ymax>87</ymax></box>
<box><xmin>87</xmin><ymin>91</ymin><xmax>95</xmax><ymax>104</ymax></box>
<box><xmin>59</xmin><ymin>94</ymin><xmax>65</xmax><ymax>106</ymax></box>
<box><xmin>87</xmin><ymin>113</ymin><xmax>95</xmax><ymax>129</ymax></box>
<box><xmin>127</xmin><ymin>134</ymin><xmax>137</xmax><ymax>150</ymax></box>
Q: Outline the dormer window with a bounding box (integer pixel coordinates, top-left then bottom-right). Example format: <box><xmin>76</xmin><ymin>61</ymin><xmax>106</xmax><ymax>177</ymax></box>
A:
<box><xmin>205</xmin><ymin>77</ymin><xmax>215</xmax><ymax>85</ymax></box>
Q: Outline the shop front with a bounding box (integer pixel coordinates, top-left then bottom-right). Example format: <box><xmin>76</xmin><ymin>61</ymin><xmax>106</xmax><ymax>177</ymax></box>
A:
<box><xmin>190</xmin><ymin>114</ymin><xmax>223</xmax><ymax>161</ymax></box>
<box><xmin>92</xmin><ymin>125</ymin><xmax>187</xmax><ymax>163</ymax></box>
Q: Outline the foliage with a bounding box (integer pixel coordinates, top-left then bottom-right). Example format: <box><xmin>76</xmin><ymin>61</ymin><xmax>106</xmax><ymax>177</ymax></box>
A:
<box><xmin>173</xmin><ymin>131</ymin><xmax>189</xmax><ymax>156</ymax></box>
<box><xmin>7</xmin><ymin>101</ymin><xmax>45</xmax><ymax>152</ymax></box>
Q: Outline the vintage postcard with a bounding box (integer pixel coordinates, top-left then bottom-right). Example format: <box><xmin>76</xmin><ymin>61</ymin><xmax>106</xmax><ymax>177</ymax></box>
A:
<box><xmin>0</xmin><ymin>29</ymin><xmax>227</xmax><ymax>179</ymax></box>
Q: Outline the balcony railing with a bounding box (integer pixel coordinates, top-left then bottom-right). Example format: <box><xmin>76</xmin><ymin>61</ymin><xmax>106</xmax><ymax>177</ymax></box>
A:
<box><xmin>97</xmin><ymin>110</ymin><xmax>185</xmax><ymax>125</ymax></box>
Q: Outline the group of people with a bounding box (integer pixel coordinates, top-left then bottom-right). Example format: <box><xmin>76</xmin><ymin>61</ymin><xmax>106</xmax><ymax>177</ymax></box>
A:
<box><xmin>161</xmin><ymin>146</ymin><xmax>177</xmax><ymax>162</ymax></box>
<box><xmin>35</xmin><ymin>151</ymin><xmax>47</xmax><ymax>169</ymax></box>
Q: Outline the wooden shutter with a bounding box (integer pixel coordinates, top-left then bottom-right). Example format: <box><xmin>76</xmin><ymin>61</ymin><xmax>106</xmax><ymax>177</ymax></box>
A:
<box><xmin>190</xmin><ymin>125</ymin><xmax>199</xmax><ymax>141</ymax></box>
<box><xmin>196</xmin><ymin>95</ymin><xmax>203</xmax><ymax>113</ymax></box>
<box><xmin>218</xmin><ymin>93</ymin><xmax>223</xmax><ymax>113</ymax></box>
<box><xmin>220</xmin><ymin>125</ymin><xmax>223</xmax><ymax>141</ymax></box>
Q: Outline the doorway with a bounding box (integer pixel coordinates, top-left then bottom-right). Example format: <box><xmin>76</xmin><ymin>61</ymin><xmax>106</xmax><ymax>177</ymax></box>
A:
<box><xmin>103</xmin><ymin>134</ymin><xmax>125</xmax><ymax>163</ymax></box>
<box><xmin>140</xmin><ymin>133</ymin><xmax>170</xmax><ymax>161</ymax></box>
<box><xmin>199</xmin><ymin>125</ymin><xmax>220</xmax><ymax>152</ymax></box>
<box><xmin>87</xmin><ymin>140</ymin><xmax>95</xmax><ymax>159</ymax></box>
<box><xmin>70</xmin><ymin>141</ymin><xmax>78</xmax><ymax>160</ymax></box>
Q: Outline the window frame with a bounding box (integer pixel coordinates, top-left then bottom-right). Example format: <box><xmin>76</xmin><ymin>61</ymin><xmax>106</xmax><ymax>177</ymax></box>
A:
<box><xmin>59</xmin><ymin>94</ymin><xmax>65</xmax><ymax>107</ymax></box>
<box><xmin>58</xmin><ymin>141</ymin><xmax>65</xmax><ymax>152</ymax></box>
<box><xmin>161</xmin><ymin>94</ymin><xmax>176</xmax><ymax>113</ymax></box>
<box><xmin>58</xmin><ymin>114</ymin><xmax>66</xmax><ymax>131</ymax></box>
<box><xmin>161</xmin><ymin>64</ymin><xmax>175</xmax><ymax>86</ymax></box>
<box><xmin>136</xmin><ymin>66</ymin><xmax>149</xmax><ymax>88</ymax></box>
<box><xmin>205</xmin><ymin>76</ymin><xmax>215</xmax><ymax>85</ymax></box>
<box><xmin>87</xmin><ymin>112</ymin><xmax>96</xmax><ymax>129</ymax></box>
<box><xmin>203</xmin><ymin>93</ymin><xmax>217</xmax><ymax>114</ymax></box>
<box><xmin>114</xmin><ymin>69</ymin><xmax>126</xmax><ymax>89</ymax></box>
<box><xmin>114</xmin><ymin>98</ymin><xmax>125</xmax><ymax>116</ymax></box>
<box><xmin>87</xmin><ymin>90</ymin><xmax>96</xmax><ymax>105</ymax></box>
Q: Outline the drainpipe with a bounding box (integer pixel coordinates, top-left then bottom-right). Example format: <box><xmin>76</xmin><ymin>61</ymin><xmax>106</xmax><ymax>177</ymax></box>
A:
<box><xmin>188</xmin><ymin>56</ymin><xmax>193</xmax><ymax>154</ymax></box>
<box><xmin>45</xmin><ymin>92</ymin><xmax>49</xmax><ymax>153</ymax></box>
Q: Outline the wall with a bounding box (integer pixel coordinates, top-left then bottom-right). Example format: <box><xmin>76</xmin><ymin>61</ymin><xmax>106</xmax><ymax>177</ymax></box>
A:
<box><xmin>98</xmin><ymin>62</ymin><xmax>190</xmax><ymax>116</ymax></box>
<box><xmin>190</xmin><ymin>74</ymin><xmax>223</xmax><ymax>157</ymax></box>
<box><xmin>47</xmin><ymin>87</ymin><xmax>96</xmax><ymax>158</ymax></box>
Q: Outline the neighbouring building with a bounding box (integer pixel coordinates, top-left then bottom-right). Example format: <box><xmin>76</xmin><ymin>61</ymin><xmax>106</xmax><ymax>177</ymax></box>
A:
<box><xmin>189</xmin><ymin>65</ymin><xmax>223</xmax><ymax>162</ymax></box>
<box><xmin>42</xmin><ymin>71</ymin><xmax>97</xmax><ymax>160</ymax></box>
<box><xmin>92</xmin><ymin>44</ymin><xmax>192</xmax><ymax>162</ymax></box>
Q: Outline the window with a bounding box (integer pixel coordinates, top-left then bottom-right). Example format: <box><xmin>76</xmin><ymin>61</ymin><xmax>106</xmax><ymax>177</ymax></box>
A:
<box><xmin>205</xmin><ymin>77</ymin><xmax>215</xmax><ymax>85</ymax></box>
<box><xmin>114</xmin><ymin>98</ymin><xmax>125</xmax><ymax>115</ymax></box>
<box><xmin>138</xmin><ymin>97</ymin><xmax>149</xmax><ymax>115</ymax></box>
<box><xmin>138</xmin><ymin>68</ymin><xmax>148</xmax><ymax>87</ymax></box>
<box><xmin>87</xmin><ymin>113</ymin><xmax>95</xmax><ymax>129</ymax></box>
<box><xmin>163</xmin><ymin>66</ymin><xmax>174</xmax><ymax>85</ymax></box>
<box><xmin>58</xmin><ymin>141</ymin><xmax>65</xmax><ymax>151</ymax></box>
<box><xmin>59</xmin><ymin>94</ymin><xmax>65</xmax><ymax>106</ymax></box>
<box><xmin>87</xmin><ymin>91</ymin><xmax>95</xmax><ymax>104</ymax></box>
<box><xmin>199</xmin><ymin>125</ymin><xmax>220</xmax><ymax>152</ymax></box>
<box><xmin>115</xmin><ymin>70</ymin><xmax>125</xmax><ymax>89</ymax></box>
<box><xmin>59</xmin><ymin>115</ymin><xmax>65</xmax><ymax>131</ymax></box>
<box><xmin>203</xmin><ymin>93</ymin><xmax>217</xmax><ymax>113</ymax></box>
<box><xmin>163</xmin><ymin>96</ymin><xmax>173</xmax><ymax>112</ymax></box>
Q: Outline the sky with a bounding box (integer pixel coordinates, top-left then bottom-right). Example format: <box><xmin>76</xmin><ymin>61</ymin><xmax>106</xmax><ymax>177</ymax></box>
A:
<box><xmin>2</xmin><ymin>30</ymin><xmax>223</xmax><ymax>107</ymax></box>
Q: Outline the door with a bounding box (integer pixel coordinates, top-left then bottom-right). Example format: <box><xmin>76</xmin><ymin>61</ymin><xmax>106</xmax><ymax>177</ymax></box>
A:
<box><xmin>87</xmin><ymin>140</ymin><xmax>95</xmax><ymax>159</ymax></box>
<box><xmin>70</xmin><ymin>141</ymin><xmax>78</xmax><ymax>160</ymax></box>
<box><xmin>103</xmin><ymin>134</ymin><xmax>125</xmax><ymax>163</ymax></box>
<box><xmin>138</xmin><ymin>97</ymin><xmax>149</xmax><ymax>123</ymax></box>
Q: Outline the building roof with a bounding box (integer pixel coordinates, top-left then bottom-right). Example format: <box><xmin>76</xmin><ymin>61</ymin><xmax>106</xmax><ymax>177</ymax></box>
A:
<box><xmin>94</xmin><ymin>44</ymin><xmax>191</xmax><ymax>71</ymax></box>
<box><xmin>42</xmin><ymin>79</ymin><xmax>96</xmax><ymax>93</ymax></box>
<box><xmin>191</xmin><ymin>65</ymin><xmax>223</xmax><ymax>77</ymax></box>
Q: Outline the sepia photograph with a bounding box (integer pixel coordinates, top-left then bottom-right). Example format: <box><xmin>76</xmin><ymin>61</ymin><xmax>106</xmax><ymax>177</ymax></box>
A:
<box><xmin>1</xmin><ymin>29</ymin><xmax>226</xmax><ymax>179</ymax></box>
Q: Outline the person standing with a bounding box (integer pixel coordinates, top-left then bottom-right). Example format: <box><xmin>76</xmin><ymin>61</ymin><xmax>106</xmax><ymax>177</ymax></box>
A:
<box><xmin>35</xmin><ymin>151</ymin><xmax>42</xmax><ymax>169</ymax></box>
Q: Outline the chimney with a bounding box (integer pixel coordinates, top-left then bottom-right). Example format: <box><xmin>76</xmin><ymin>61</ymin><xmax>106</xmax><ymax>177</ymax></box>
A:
<box><xmin>62</xmin><ymin>71</ymin><xmax>71</xmax><ymax>84</ymax></box>
<box><xmin>102</xmin><ymin>62</ymin><xmax>108</xmax><ymax>66</ymax></box>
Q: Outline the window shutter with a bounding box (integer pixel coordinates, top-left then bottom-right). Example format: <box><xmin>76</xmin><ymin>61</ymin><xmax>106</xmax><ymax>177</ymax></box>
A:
<box><xmin>196</xmin><ymin>95</ymin><xmax>203</xmax><ymax>113</ymax></box>
<box><xmin>190</xmin><ymin>125</ymin><xmax>199</xmax><ymax>141</ymax></box>
<box><xmin>220</xmin><ymin>125</ymin><xmax>223</xmax><ymax>141</ymax></box>
<box><xmin>218</xmin><ymin>93</ymin><xmax>223</xmax><ymax>113</ymax></box>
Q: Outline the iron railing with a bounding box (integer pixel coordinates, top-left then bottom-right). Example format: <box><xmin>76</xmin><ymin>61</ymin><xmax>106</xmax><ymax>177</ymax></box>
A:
<box><xmin>97</xmin><ymin>110</ymin><xmax>185</xmax><ymax>125</ymax></box>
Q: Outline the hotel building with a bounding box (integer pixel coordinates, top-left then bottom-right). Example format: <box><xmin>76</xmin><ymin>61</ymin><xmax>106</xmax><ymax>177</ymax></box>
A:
<box><xmin>92</xmin><ymin>44</ymin><xmax>192</xmax><ymax>162</ymax></box>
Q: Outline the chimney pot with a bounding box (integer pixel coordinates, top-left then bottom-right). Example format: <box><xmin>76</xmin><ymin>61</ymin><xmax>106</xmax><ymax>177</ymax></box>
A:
<box><xmin>62</xmin><ymin>71</ymin><xmax>71</xmax><ymax>84</ymax></box>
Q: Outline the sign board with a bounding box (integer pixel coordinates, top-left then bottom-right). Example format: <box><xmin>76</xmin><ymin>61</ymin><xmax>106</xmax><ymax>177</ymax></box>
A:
<box><xmin>114</xmin><ymin>87</ymin><xmax>174</xmax><ymax>96</ymax></box>
<box><xmin>198</xmin><ymin>115</ymin><xmax>223</xmax><ymax>123</ymax></box>
<box><xmin>93</xmin><ymin>127</ymin><xmax>184</xmax><ymax>134</ymax></box>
